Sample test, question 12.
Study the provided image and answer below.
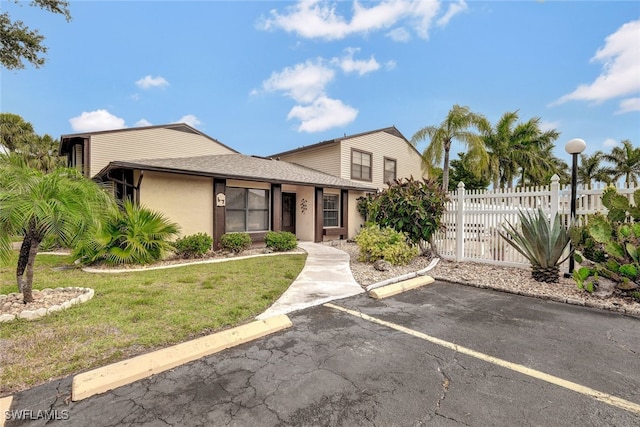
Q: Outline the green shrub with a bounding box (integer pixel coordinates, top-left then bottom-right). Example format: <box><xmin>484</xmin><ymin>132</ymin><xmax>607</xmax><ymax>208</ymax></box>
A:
<box><xmin>354</xmin><ymin>224</ymin><xmax>418</xmax><ymax>266</ymax></box>
<box><xmin>265</xmin><ymin>231</ymin><xmax>297</xmax><ymax>252</ymax></box>
<box><xmin>174</xmin><ymin>233</ymin><xmax>213</xmax><ymax>258</ymax></box>
<box><xmin>220</xmin><ymin>232</ymin><xmax>252</xmax><ymax>253</ymax></box>
<box><xmin>73</xmin><ymin>200</ymin><xmax>180</xmax><ymax>265</ymax></box>
<box><xmin>357</xmin><ymin>177</ymin><xmax>448</xmax><ymax>254</ymax></box>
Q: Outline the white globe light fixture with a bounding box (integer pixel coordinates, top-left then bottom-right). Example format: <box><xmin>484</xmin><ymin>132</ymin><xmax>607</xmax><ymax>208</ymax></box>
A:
<box><xmin>565</xmin><ymin>138</ymin><xmax>587</xmax><ymax>275</ymax></box>
<box><xmin>565</xmin><ymin>138</ymin><xmax>586</xmax><ymax>155</ymax></box>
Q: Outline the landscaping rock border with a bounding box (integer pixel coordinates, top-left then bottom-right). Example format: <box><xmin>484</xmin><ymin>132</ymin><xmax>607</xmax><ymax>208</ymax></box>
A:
<box><xmin>0</xmin><ymin>287</ymin><xmax>94</xmax><ymax>323</ymax></box>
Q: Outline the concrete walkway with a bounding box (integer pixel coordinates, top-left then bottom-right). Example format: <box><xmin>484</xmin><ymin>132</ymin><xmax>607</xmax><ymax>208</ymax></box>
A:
<box><xmin>256</xmin><ymin>242</ymin><xmax>364</xmax><ymax>320</ymax></box>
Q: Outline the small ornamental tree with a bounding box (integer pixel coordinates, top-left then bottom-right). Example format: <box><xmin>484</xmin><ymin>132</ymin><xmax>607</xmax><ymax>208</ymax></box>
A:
<box><xmin>357</xmin><ymin>177</ymin><xmax>449</xmax><ymax>254</ymax></box>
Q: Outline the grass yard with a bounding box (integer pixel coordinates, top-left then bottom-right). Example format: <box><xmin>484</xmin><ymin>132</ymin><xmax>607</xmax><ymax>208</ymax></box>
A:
<box><xmin>0</xmin><ymin>251</ymin><xmax>306</xmax><ymax>396</ymax></box>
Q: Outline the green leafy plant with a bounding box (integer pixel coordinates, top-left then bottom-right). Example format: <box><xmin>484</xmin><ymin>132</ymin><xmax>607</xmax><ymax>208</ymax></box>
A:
<box><xmin>354</xmin><ymin>224</ymin><xmax>419</xmax><ymax>266</ymax></box>
<box><xmin>219</xmin><ymin>232</ymin><xmax>252</xmax><ymax>253</ymax></box>
<box><xmin>73</xmin><ymin>200</ymin><xmax>180</xmax><ymax>265</ymax></box>
<box><xmin>357</xmin><ymin>177</ymin><xmax>448</xmax><ymax>254</ymax></box>
<box><xmin>499</xmin><ymin>209</ymin><xmax>571</xmax><ymax>283</ymax></box>
<box><xmin>174</xmin><ymin>232</ymin><xmax>213</xmax><ymax>258</ymax></box>
<box><xmin>265</xmin><ymin>231</ymin><xmax>297</xmax><ymax>252</ymax></box>
<box><xmin>571</xmin><ymin>187</ymin><xmax>640</xmax><ymax>296</ymax></box>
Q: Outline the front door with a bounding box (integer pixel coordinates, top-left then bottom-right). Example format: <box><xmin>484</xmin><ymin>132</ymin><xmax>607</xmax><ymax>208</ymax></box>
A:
<box><xmin>282</xmin><ymin>193</ymin><xmax>296</xmax><ymax>234</ymax></box>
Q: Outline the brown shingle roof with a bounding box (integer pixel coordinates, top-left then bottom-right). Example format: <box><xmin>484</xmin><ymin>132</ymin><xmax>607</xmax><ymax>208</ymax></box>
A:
<box><xmin>96</xmin><ymin>154</ymin><xmax>377</xmax><ymax>191</ymax></box>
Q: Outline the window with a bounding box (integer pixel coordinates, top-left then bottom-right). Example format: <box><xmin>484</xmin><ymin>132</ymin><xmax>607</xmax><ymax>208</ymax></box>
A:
<box><xmin>384</xmin><ymin>157</ymin><xmax>397</xmax><ymax>184</ymax></box>
<box><xmin>351</xmin><ymin>149</ymin><xmax>372</xmax><ymax>181</ymax></box>
<box><xmin>225</xmin><ymin>188</ymin><xmax>270</xmax><ymax>232</ymax></box>
<box><xmin>323</xmin><ymin>194</ymin><xmax>340</xmax><ymax>227</ymax></box>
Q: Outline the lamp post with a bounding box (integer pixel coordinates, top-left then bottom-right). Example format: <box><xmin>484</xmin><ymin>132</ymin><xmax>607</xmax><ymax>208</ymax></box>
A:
<box><xmin>565</xmin><ymin>138</ymin><xmax>586</xmax><ymax>275</ymax></box>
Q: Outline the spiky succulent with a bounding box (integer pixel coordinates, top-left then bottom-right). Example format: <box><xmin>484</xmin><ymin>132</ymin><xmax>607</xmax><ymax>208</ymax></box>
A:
<box><xmin>499</xmin><ymin>209</ymin><xmax>571</xmax><ymax>283</ymax></box>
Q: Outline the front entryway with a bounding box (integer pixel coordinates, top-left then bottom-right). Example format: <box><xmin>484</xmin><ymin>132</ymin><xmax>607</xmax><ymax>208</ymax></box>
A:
<box><xmin>282</xmin><ymin>193</ymin><xmax>296</xmax><ymax>234</ymax></box>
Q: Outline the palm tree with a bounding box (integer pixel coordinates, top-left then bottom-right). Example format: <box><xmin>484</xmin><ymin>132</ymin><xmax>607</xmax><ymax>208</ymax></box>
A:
<box><xmin>483</xmin><ymin>111</ymin><xmax>560</xmax><ymax>189</ymax></box>
<box><xmin>411</xmin><ymin>104</ymin><xmax>488</xmax><ymax>191</ymax></box>
<box><xmin>603</xmin><ymin>140</ymin><xmax>640</xmax><ymax>187</ymax></box>
<box><xmin>0</xmin><ymin>113</ymin><xmax>34</xmax><ymax>152</ymax></box>
<box><xmin>577</xmin><ymin>151</ymin><xmax>611</xmax><ymax>189</ymax></box>
<box><xmin>0</xmin><ymin>155</ymin><xmax>116</xmax><ymax>303</ymax></box>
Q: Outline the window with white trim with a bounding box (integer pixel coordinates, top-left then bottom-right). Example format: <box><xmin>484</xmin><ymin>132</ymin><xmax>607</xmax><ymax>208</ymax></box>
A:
<box><xmin>323</xmin><ymin>193</ymin><xmax>340</xmax><ymax>227</ymax></box>
<box><xmin>225</xmin><ymin>188</ymin><xmax>270</xmax><ymax>232</ymax></box>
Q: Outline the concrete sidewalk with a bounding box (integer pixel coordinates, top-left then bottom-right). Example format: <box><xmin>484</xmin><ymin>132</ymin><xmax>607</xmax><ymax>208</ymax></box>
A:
<box><xmin>256</xmin><ymin>242</ymin><xmax>364</xmax><ymax>320</ymax></box>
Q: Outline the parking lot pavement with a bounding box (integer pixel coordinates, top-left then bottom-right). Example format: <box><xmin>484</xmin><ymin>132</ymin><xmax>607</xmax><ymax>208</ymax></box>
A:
<box><xmin>6</xmin><ymin>282</ymin><xmax>640</xmax><ymax>426</ymax></box>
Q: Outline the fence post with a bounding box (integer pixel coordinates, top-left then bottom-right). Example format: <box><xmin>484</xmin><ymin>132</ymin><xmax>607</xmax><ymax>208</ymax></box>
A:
<box><xmin>456</xmin><ymin>181</ymin><xmax>465</xmax><ymax>261</ymax></box>
<box><xmin>550</xmin><ymin>174</ymin><xmax>559</xmax><ymax>227</ymax></box>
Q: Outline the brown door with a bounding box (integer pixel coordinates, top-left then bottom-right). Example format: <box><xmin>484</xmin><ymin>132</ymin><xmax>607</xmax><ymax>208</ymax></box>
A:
<box><xmin>282</xmin><ymin>193</ymin><xmax>296</xmax><ymax>234</ymax></box>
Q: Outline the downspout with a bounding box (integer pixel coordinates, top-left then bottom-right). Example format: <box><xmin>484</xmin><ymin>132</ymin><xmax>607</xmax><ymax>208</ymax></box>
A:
<box><xmin>135</xmin><ymin>170</ymin><xmax>144</xmax><ymax>205</ymax></box>
<box><xmin>365</xmin><ymin>258</ymin><xmax>440</xmax><ymax>292</ymax></box>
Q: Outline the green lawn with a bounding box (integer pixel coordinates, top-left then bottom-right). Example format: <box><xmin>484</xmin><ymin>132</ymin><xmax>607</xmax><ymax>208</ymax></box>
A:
<box><xmin>0</xmin><ymin>251</ymin><xmax>306</xmax><ymax>396</ymax></box>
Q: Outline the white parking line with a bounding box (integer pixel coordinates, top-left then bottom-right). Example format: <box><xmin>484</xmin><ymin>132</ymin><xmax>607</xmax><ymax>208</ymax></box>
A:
<box><xmin>324</xmin><ymin>303</ymin><xmax>640</xmax><ymax>415</ymax></box>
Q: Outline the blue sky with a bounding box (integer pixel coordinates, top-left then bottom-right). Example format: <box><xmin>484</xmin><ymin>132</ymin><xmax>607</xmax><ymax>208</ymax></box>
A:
<box><xmin>2</xmin><ymin>0</ymin><xmax>639</xmax><ymax>164</ymax></box>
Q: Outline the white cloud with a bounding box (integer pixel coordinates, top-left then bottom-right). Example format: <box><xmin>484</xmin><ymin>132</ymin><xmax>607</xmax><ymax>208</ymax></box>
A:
<box><xmin>385</xmin><ymin>60</ymin><xmax>397</xmax><ymax>70</ymax></box>
<box><xmin>332</xmin><ymin>47</ymin><xmax>380</xmax><ymax>75</ymax></box>
<box><xmin>539</xmin><ymin>120</ymin><xmax>560</xmax><ymax>132</ymax></box>
<box><xmin>386</xmin><ymin>27</ymin><xmax>411</xmax><ymax>42</ymax></box>
<box><xmin>175</xmin><ymin>115</ymin><xmax>201</xmax><ymax>128</ymax></box>
<box><xmin>69</xmin><ymin>110</ymin><xmax>126</xmax><ymax>132</ymax></box>
<box><xmin>616</xmin><ymin>97</ymin><xmax>640</xmax><ymax>114</ymax></box>
<box><xmin>136</xmin><ymin>75</ymin><xmax>169</xmax><ymax>89</ymax></box>
<box><xmin>553</xmin><ymin>19</ymin><xmax>640</xmax><ymax>108</ymax></box>
<box><xmin>262</xmin><ymin>60</ymin><xmax>335</xmax><ymax>103</ymax></box>
<box><xmin>135</xmin><ymin>119</ymin><xmax>152</xmax><ymax>127</ymax></box>
<box><xmin>436</xmin><ymin>0</ymin><xmax>467</xmax><ymax>27</ymax></box>
<box><xmin>258</xmin><ymin>0</ymin><xmax>453</xmax><ymax>41</ymax></box>
<box><xmin>603</xmin><ymin>138</ymin><xmax>618</xmax><ymax>148</ymax></box>
<box><xmin>287</xmin><ymin>96</ymin><xmax>358</xmax><ymax>132</ymax></box>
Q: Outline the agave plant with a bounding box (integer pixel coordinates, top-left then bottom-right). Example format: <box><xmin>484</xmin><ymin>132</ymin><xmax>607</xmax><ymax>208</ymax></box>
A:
<box><xmin>499</xmin><ymin>209</ymin><xmax>571</xmax><ymax>283</ymax></box>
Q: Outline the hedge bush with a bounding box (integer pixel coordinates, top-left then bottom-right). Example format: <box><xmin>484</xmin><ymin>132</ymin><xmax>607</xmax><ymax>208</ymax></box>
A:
<box><xmin>265</xmin><ymin>231</ymin><xmax>298</xmax><ymax>252</ymax></box>
<box><xmin>354</xmin><ymin>224</ymin><xmax>418</xmax><ymax>266</ymax></box>
<box><xmin>174</xmin><ymin>232</ymin><xmax>213</xmax><ymax>258</ymax></box>
<box><xmin>220</xmin><ymin>232</ymin><xmax>252</xmax><ymax>253</ymax></box>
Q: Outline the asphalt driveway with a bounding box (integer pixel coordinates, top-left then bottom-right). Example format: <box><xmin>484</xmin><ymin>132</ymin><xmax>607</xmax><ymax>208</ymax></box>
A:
<box><xmin>6</xmin><ymin>282</ymin><xmax>640</xmax><ymax>426</ymax></box>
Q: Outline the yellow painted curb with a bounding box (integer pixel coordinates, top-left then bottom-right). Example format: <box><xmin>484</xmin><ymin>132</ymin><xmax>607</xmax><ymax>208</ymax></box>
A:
<box><xmin>72</xmin><ymin>314</ymin><xmax>292</xmax><ymax>401</ymax></box>
<box><xmin>369</xmin><ymin>275</ymin><xmax>435</xmax><ymax>299</ymax></box>
<box><xmin>0</xmin><ymin>395</ymin><xmax>13</xmax><ymax>427</ymax></box>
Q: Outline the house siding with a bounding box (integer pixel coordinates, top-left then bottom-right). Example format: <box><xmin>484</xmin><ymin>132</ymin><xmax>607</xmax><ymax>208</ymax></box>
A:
<box><xmin>89</xmin><ymin>127</ymin><xmax>235</xmax><ymax>177</ymax></box>
<box><xmin>277</xmin><ymin>144</ymin><xmax>341</xmax><ymax>177</ymax></box>
<box><xmin>139</xmin><ymin>171</ymin><xmax>214</xmax><ymax>238</ymax></box>
<box><xmin>339</xmin><ymin>132</ymin><xmax>425</xmax><ymax>189</ymax></box>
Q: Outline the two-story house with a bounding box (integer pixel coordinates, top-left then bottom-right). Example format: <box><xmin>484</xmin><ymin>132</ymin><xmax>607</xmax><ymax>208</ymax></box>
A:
<box><xmin>270</xmin><ymin>126</ymin><xmax>426</xmax><ymax>237</ymax></box>
<box><xmin>59</xmin><ymin>123</ymin><xmax>381</xmax><ymax>247</ymax></box>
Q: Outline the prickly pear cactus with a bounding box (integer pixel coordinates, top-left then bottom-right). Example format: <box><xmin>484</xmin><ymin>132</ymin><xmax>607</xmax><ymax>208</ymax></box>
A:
<box><xmin>572</xmin><ymin>188</ymin><xmax>639</xmax><ymax>300</ymax></box>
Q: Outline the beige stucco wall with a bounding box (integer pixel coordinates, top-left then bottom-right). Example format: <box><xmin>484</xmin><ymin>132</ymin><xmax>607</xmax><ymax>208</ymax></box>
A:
<box><xmin>89</xmin><ymin>127</ymin><xmax>236</xmax><ymax>177</ymax></box>
<box><xmin>339</xmin><ymin>131</ymin><xmax>425</xmax><ymax>189</ymax></box>
<box><xmin>348</xmin><ymin>191</ymin><xmax>366</xmax><ymax>239</ymax></box>
<box><xmin>282</xmin><ymin>184</ymin><xmax>315</xmax><ymax>242</ymax></box>
<box><xmin>139</xmin><ymin>171</ymin><xmax>213</xmax><ymax>238</ymax></box>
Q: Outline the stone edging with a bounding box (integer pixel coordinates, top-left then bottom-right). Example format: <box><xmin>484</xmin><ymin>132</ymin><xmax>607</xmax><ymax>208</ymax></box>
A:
<box><xmin>434</xmin><ymin>277</ymin><xmax>640</xmax><ymax>319</ymax></box>
<box><xmin>0</xmin><ymin>287</ymin><xmax>94</xmax><ymax>323</ymax></box>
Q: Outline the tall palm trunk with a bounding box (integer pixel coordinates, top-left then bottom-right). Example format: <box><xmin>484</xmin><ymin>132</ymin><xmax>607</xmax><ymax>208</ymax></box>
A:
<box><xmin>442</xmin><ymin>141</ymin><xmax>451</xmax><ymax>191</ymax></box>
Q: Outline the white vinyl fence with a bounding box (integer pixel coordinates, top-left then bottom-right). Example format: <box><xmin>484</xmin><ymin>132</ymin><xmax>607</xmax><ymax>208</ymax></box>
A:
<box><xmin>433</xmin><ymin>175</ymin><xmax>638</xmax><ymax>269</ymax></box>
